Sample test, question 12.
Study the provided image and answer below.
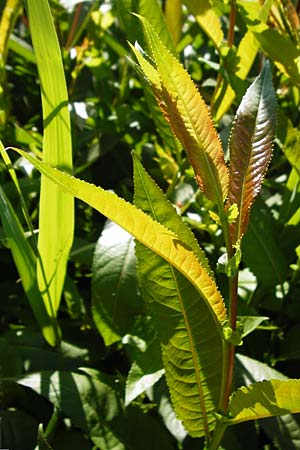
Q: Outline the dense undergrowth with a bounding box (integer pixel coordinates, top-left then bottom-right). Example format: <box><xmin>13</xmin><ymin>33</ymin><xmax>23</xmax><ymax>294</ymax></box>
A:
<box><xmin>0</xmin><ymin>1</ymin><xmax>300</xmax><ymax>449</ymax></box>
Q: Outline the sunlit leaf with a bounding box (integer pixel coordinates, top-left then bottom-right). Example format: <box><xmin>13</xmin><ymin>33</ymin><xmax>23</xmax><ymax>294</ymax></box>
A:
<box><xmin>26</xmin><ymin>0</ymin><xmax>74</xmax><ymax>327</ymax></box>
<box><xmin>228</xmin><ymin>379</ymin><xmax>300</xmax><ymax>425</ymax></box>
<box><xmin>183</xmin><ymin>0</ymin><xmax>223</xmax><ymax>49</ymax></box>
<box><xmin>133</xmin><ymin>154</ymin><xmax>225</xmax><ymax>437</ymax></box>
<box><xmin>227</xmin><ymin>61</ymin><xmax>276</xmax><ymax>244</ymax></box>
<box><xmin>132</xmin><ymin>15</ymin><xmax>229</xmax><ymax>205</ymax></box>
<box><xmin>10</xmin><ymin>147</ymin><xmax>227</xmax><ymax>325</ymax></box>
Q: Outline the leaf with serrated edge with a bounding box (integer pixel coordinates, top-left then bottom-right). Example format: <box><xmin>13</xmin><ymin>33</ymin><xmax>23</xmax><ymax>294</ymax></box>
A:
<box><xmin>132</xmin><ymin>15</ymin><xmax>228</xmax><ymax>205</ymax></box>
<box><xmin>228</xmin><ymin>379</ymin><xmax>300</xmax><ymax>425</ymax></box>
<box><xmin>10</xmin><ymin>148</ymin><xmax>227</xmax><ymax>327</ymax></box>
<box><xmin>227</xmin><ymin>61</ymin><xmax>276</xmax><ymax>244</ymax></box>
<box><xmin>133</xmin><ymin>154</ymin><xmax>224</xmax><ymax>437</ymax></box>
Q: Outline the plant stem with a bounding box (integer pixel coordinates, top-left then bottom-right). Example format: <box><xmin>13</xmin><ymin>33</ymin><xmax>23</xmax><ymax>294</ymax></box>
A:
<box><xmin>227</xmin><ymin>0</ymin><xmax>236</xmax><ymax>48</ymax></box>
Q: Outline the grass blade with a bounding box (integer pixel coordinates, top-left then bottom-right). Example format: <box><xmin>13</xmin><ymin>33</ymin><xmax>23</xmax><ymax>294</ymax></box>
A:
<box><xmin>26</xmin><ymin>0</ymin><xmax>74</xmax><ymax>327</ymax></box>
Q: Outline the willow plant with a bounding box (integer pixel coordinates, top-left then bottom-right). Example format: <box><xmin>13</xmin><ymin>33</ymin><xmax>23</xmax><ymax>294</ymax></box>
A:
<box><xmin>5</xmin><ymin>12</ymin><xmax>300</xmax><ymax>449</ymax></box>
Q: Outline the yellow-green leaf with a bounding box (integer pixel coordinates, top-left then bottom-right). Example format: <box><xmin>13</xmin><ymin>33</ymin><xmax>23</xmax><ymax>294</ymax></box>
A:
<box><xmin>132</xmin><ymin>15</ymin><xmax>229</xmax><ymax>205</ymax></box>
<box><xmin>228</xmin><ymin>379</ymin><xmax>300</xmax><ymax>424</ymax></box>
<box><xmin>26</xmin><ymin>0</ymin><xmax>74</xmax><ymax>325</ymax></box>
<box><xmin>10</xmin><ymin>147</ymin><xmax>227</xmax><ymax>326</ymax></box>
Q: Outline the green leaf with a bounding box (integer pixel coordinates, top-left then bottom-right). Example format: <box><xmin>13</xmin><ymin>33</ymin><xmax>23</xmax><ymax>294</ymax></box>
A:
<box><xmin>0</xmin><ymin>185</ymin><xmax>60</xmax><ymax>344</ymax></box>
<box><xmin>92</xmin><ymin>220</ymin><xmax>141</xmax><ymax>346</ymax></box>
<box><xmin>228</xmin><ymin>379</ymin><xmax>300</xmax><ymax>425</ymax></box>
<box><xmin>183</xmin><ymin>0</ymin><xmax>223</xmax><ymax>49</ymax></box>
<box><xmin>139</xmin><ymin>0</ymin><xmax>177</xmax><ymax>55</ymax></box>
<box><xmin>132</xmin><ymin>15</ymin><xmax>229</xmax><ymax>205</ymax></box>
<box><xmin>227</xmin><ymin>61</ymin><xmax>276</xmax><ymax>244</ymax></box>
<box><xmin>242</xmin><ymin>200</ymin><xmax>289</xmax><ymax>287</ymax></box>
<box><xmin>26</xmin><ymin>0</ymin><xmax>74</xmax><ymax>325</ymax></box>
<box><xmin>164</xmin><ymin>0</ymin><xmax>182</xmax><ymax>46</ymax></box>
<box><xmin>238</xmin><ymin>316</ymin><xmax>269</xmax><ymax>338</ymax></box>
<box><xmin>212</xmin><ymin>0</ymin><xmax>272</xmax><ymax>120</ymax></box>
<box><xmin>125</xmin><ymin>345</ymin><xmax>164</xmax><ymax>406</ymax></box>
<box><xmin>10</xmin><ymin>147</ymin><xmax>227</xmax><ymax>326</ymax></box>
<box><xmin>133</xmin><ymin>154</ymin><xmax>225</xmax><ymax>437</ymax></box>
<box><xmin>238</xmin><ymin>1</ymin><xmax>300</xmax><ymax>85</ymax></box>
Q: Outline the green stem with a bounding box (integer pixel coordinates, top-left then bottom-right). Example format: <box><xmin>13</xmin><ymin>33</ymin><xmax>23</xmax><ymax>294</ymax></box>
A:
<box><xmin>205</xmin><ymin>418</ymin><xmax>228</xmax><ymax>450</ymax></box>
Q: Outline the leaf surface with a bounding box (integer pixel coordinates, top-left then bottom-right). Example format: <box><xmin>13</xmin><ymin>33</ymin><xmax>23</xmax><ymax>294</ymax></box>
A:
<box><xmin>11</xmin><ymin>147</ymin><xmax>227</xmax><ymax>326</ymax></box>
<box><xmin>133</xmin><ymin>155</ymin><xmax>225</xmax><ymax>437</ymax></box>
<box><xmin>227</xmin><ymin>61</ymin><xmax>276</xmax><ymax>243</ymax></box>
<box><xmin>228</xmin><ymin>379</ymin><xmax>300</xmax><ymax>424</ymax></box>
<box><xmin>26</xmin><ymin>0</ymin><xmax>74</xmax><ymax>324</ymax></box>
<box><xmin>242</xmin><ymin>200</ymin><xmax>289</xmax><ymax>287</ymax></box>
<box><xmin>132</xmin><ymin>15</ymin><xmax>229</xmax><ymax>205</ymax></box>
<box><xmin>183</xmin><ymin>0</ymin><xmax>223</xmax><ymax>49</ymax></box>
<box><xmin>92</xmin><ymin>221</ymin><xmax>141</xmax><ymax>346</ymax></box>
<box><xmin>0</xmin><ymin>186</ymin><xmax>60</xmax><ymax>344</ymax></box>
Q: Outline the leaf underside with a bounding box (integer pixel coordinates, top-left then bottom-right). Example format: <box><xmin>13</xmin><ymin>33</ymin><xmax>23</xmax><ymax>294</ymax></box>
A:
<box><xmin>11</xmin><ymin>148</ymin><xmax>227</xmax><ymax>327</ymax></box>
<box><xmin>133</xmin><ymin>155</ymin><xmax>224</xmax><ymax>437</ymax></box>
<box><xmin>227</xmin><ymin>61</ymin><xmax>276</xmax><ymax>244</ymax></box>
<box><xmin>131</xmin><ymin>15</ymin><xmax>228</xmax><ymax>205</ymax></box>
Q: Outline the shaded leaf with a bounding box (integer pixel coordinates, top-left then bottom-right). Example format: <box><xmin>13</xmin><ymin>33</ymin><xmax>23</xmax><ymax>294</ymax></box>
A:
<box><xmin>242</xmin><ymin>200</ymin><xmax>289</xmax><ymax>287</ymax></box>
<box><xmin>0</xmin><ymin>185</ymin><xmax>60</xmax><ymax>344</ymax></box>
<box><xmin>125</xmin><ymin>361</ymin><xmax>164</xmax><ymax>406</ymax></box>
<box><xmin>227</xmin><ymin>61</ymin><xmax>276</xmax><ymax>243</ymax></box>
<box><xmin>228</xmin><ymin>379</ymin><xmax>300</xmax><ymax>425</ymax></box>
<box><xmin>92</xmin><ymin>220</ymin><xmax>141</xmax><ymax>346</ymax></box>
<box><xmin>132</xmin><ymin>15</ymin><xmax>229</xmax><ymax>205</ymax></box>
<box><xmin>133</xmin><ymin>154</ymin><xmax>225</xmax><ymax>437</ymax></box>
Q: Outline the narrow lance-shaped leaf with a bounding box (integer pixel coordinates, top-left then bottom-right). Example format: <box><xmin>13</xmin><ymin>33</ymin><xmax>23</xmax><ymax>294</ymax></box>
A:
<box><xmin>183</xmin><ymin>0</ymin><xmax>223</xmax><ymax>50</ymax></box>
<box><xmin>0</xmin><ymin>186</ymin><xmax>60</xmax><ymax>343</ymax></box>
<box><xmin>26</xmin><ymin>0</ymin><xmax>74</xmax><ymax>324</ymax></box>
<box><xmin>133</xmin><ymin>154</ymin><xmax>225</xmax><ymax>437</ymax></box>
<box><xmin>228</xmin><ymin>379</ymin><xmax>300</xmax><ymax>425</ymax></box>
<box><xmin>132</xmin><ymin>15</ymin><xmax>229</xmax><ymax>206</ymax></box>
<box><xmin>10</xmin><ymin>147</ymin><xmax>227</xmax><ymax>326</ymax></box>
<box><xmin>227</xmin><ymin>61</ymin><xmax>276</xmax><ymax>244</ymax></box>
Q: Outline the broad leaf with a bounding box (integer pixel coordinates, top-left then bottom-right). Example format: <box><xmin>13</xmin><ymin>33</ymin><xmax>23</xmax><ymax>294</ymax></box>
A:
<box><xmin>227</xmin><ymin>61</ymin><xmax>276</xmax><ymax>244</ymax></box>
<box><xmin>10</xmin><ymin>148</ymin><xmax>227</xmax><ymax>326</ymax></box>
<box><xmin>236</xmin><ymin>354</ymin><xmax>300</xmax><ymax>450</ymax></box>
<box><xmin>131</xmin><ymin>15</ymin><xmax>229</xmax><ymax>206</ymax></box>
<box><xmin>242</xmin><ymin>200</ymin><xmax>289</xmax><ymax>287</ymax></box>
<box><xmin>133</xmin><ymin>155</ymin><xmax>225</xmax><ymax>437</ymax></box>
<box><xmin>92</xmin><ymin>220</ymin><xmax>141</xmax><ymax>346</ymax></box>
<box><xmin>125</xmin><ymin>335</ymin><xmax>164</xmax><ymax>406</ymax></box>
<box><xmin>26</xmin><ymin>0</ymin><xmax>74</xmax><ymax>326</ymax></box>
<box><xmin>228</xmin><ymin>379</ymin><xmax>300</xmax><ymax>424</ymax></box>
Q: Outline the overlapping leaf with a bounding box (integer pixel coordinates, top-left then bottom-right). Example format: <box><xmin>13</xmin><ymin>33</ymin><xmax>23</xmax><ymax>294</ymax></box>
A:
<box><xmin>133</xmin><ymin>155</ymin><xmax>225</xmax><ymax>437</ymax></box>
<box><xmin>131</xmin><ymin>15</ymin><xmax>229</xmax><ymax>206</ymax></box>
<box><xmin>227</xmin><ymin>61</ymin><xmax>276</xmax><ymax>244</ymax></box>
<box><xmin>228</xmin><ymin>379</ymin><xmax>300</xmax><ymax>425</ymax></box>
<box><xmin>11</xmin><ymin>147</ymin><xmax>227</xmax><ymax>325</ymax></box>
<box><xmin>92</xmin><ymin>221</ymin><xmax>141</xmax><ymax>346</ymax></box>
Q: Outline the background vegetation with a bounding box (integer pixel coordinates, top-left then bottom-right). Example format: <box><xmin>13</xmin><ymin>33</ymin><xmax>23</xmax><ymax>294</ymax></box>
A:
<box><xmin>0</xmin><ymin>0</ymin><xmax>300</xmax><ymax>449</ymax></box>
